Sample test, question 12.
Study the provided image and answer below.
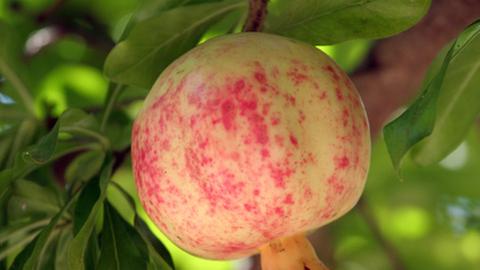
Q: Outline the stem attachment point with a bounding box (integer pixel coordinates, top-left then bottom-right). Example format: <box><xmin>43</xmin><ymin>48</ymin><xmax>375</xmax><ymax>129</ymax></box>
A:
<box><xmin>260</xmin><ymin>234</ymin><xmax>329</xmax><ymax>270</ymax></box>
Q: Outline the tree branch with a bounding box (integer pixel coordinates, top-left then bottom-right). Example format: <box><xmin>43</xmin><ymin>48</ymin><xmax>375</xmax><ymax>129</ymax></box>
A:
<box><xmin>243</xmin><ymin>0</ymin><xmax>268</xmax><ymax>32</ymax></box>
<box><xmin>354</xmin><ymin>0</ymin><xmax>480</xmax><ymax>136</ymax></box>
<box><xmin>356</xmin><ymin>198</ymin><xmax>406</xmax><ymax>270</ymax></box>
<box><xmin>36</xmin><ymin>0</ymin><xmax>67</xmax><ymax>23</ymax></box>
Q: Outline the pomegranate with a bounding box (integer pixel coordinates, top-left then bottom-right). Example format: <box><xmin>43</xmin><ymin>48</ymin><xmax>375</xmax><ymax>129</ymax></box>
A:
<box><xmin>132</xmin><ymin>32</ymin><xmax>370</xmax><ymax>269</ymax></box>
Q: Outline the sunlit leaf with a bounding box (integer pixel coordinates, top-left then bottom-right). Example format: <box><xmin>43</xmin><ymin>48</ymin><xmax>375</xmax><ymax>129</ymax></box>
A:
<box><xmin>104</xmin><ymin>0</ymin><xmax>247</xmax><ymax>88</ymax></box>
<box><xmin>265</xmin><ymin>0</ymin><xmax>431</xmax><ymax>45</ymax></box>
<box><xmin>317</xmin><ymin>39</ymin><xmax>372</xmax><ymax>73</ymax></box>
<box><xmin>133</xmin><ymin>0</ymin><xmax>227</xmax><ymax>22</ymax></box>
<box><xmin>412</xmin><ymin>21</ymin><xmax>480</xmax><ymax>165</ymax></box>
<box><xmin>198</xmin><ymin>7</ymin><xmax>244</xmax><ymax>43</ymax></box>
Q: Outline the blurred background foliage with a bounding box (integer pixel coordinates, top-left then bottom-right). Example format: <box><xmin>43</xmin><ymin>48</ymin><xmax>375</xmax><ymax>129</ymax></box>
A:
<box><xmin>0</xmin><ymin>0</ymin><xmax>479</xmax><ymax>270</ymax></box>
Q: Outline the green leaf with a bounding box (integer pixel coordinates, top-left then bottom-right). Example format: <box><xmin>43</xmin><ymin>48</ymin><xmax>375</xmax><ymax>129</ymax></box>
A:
<box><xmin>20</xmin><ymin>186</ymin><xmax>79</xmax><ymax>270</ymax></box>
<box><xmin>8</xmin><ymin>180</ymin><xmax>62</xmax><ymax>219</ymax></box>
<box><xmin>383</xmin><ymin>38</ymin><xmax>457</xmax><ymax>171</ymax></box>
<box><xmin>54</xmin><ymin>228</ymin><xmax>73</xmax><ymax>270</ymax></box>
<box><xmin>58</xmin><ymin>109</ymin><xmax>100</xmax><ymax>131</ymax></box>
<box><xmin>65</xmin><ymin>150</ymin><xmax>106</xmax><ymax>185</ymax></box>
<box><xmin>0</xmin><ymin>232</ymin><xmax>38</xmax><ymax>263</ymax></box>
<box><xmin>134</xmin><ymin>216</ymin><xmax>174</xmax><ymax>269</ymax></box>
<box><xmin>72</xmin><ymin>175</ymin><xmax>101</xmax><ymax>234</ymax></box>
<box><xmin>0</xmin><ymin>133</ymin><xmax>14</xmax><ymax>168</ymax></box>
<box><xmin>317</xmin><ymin>39</ymin><xmax>372</xmax><ymax>73</ymax></box>
<box><xmin>0</xmin><ymin>140</ymin><xmax>100</xmax><ymax>197</ymax></box>
<box><xmin>126</xmin><ymin>0</ymin><xmax>221</xmax><ymax>27</ymax></box>
<box><xmin>96</xmin><ymin>203</ymin><xmax>149</xmax><ymax>270</ymax></box>
<box><xmin>0</xmin><ymin>108</ymin><xmax>106</xmax><ymax>194</ymax></box>
<box><xmin>265</xmin><ymin>0</ymin><xmax>431</xmax><ymax>45</ymax></box>
<box><xmin>411</xmin><ymin>21</ymin><xmax>480</xmax><ymax>165</ymax></box>
<box><xmin>13</xmin><ymin>180</ymin><xmax>60</xmax><ymax>208</ymax></box>
<box><xmin>67</xmin><ymin>158</ymin><xmax>113</xmax><ymax>270</ymax></box>
<box><xmin>0</xmin><ymin>21</ymin><xmax>35</xmax><ymax>116</ymax></box>
<box><xmin>103</xmin><ymin>111</ymin><xmax>132</xmax><ymax>151</ymax></box>
<box><xmin>104</xmin><ymin>0</ymin><xmax>247</xmax><ymax>88</ymax></box>
<box><xmin>9</xmin><ymin>237</ymin><xmax>36</xmax><ymax>270</ymax></box>
<box><xmin>109</xmin><ymin>183</ymin><xmax>174</xmax><ymax>269</ymax></box>
<box><xmin>58</xmin><ymin>109</ymin><xmax>110</xmax><ymax>149</ymax></box>
<box><xmin>108</xmin><ymin>182</ymin><xmax>173</xmax><ymax>269</ymax></box>
<box><xmin>22</xmin><ymin>123</ymin><xmax>59</xmax><ymax>165</ymax></box>
<box><xmin>0</xmin><ymin>218</ymin><xmax>49</xmax><ymax>245</ymax></box>
<box><xmin>5</xmin><ymin>119</ymin><xmax>37</xmax><ymax>167</ymax></box>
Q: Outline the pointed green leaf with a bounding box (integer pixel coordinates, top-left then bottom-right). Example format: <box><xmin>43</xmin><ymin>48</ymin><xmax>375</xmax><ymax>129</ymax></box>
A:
<box><xmin>0</xmin><ymin>140</ymin><xmax>100</xmax><ymax>196</ymax></box>
<box><xmin>72</xmin><ymin>175</ymin><xmax>101</xmax><ymax>234</ymax></box>
<box><xmin>411</xmin><ymin>21</ymin><xmax>480</xmax><ymax>165</ymax></box>
<box><xmin>58</xmin><ymin>109</ymin><xmax>110</xmax><ymax>149</ymax></box>
<box><xmin>0</xmin><ymin>109</ymin><xmax>106</xmax><ymax>194</ymax></box>
<box><xmin>54</xmin><ymin>228</ymin><xmax>73</xmax><ymax>270</ymax></box>
<box><xmin>96</xmin><ymin>203</ymin><xmax>149</xmax><ymax>270</ymax></box>
<box><xmin>0</xmin><ymin>218</ymin><xmax>49</xmax><ymax>245</ymax></box>
<box><xmin>9</xmin><ymin>237</ymin><xmax>36</xmax><ymax>270</ymax></box>
<box><xmin>383</xmin><ymin>23</ymin><xmax>476</xmax><ymax>171</ymax></box>
<box><xmin>67</xmin><ymin>158</ymin><xmax>113</xmax><ymax>270</ymax></box>
<box><xmin>58</xmin><ymin>109</ymin><xmax>100</xmax><ymax>131</ymax></box>
<box><xmin>22</xmin><ymin>123</ymin><xmax>59</xmax><ymax>165</ymax></box>
<box><xmin>20</xmin><ymin>186</ymin><xmax>80</xmax><ymax>270</ymax></box>
<box><xmin>265</xmin><ymin>0</ymin><xmax>431</xmax><ymax>45</ymax></box>
<box><xmin>0</xmin><ymin>134</ymin><xmax>14</xmax><ymax>167</ymax></box>
<box><xmin>109</xmin><ymin>182</ymin><xmax>174</xmax><ymax>269</ymax></box>
<box><xmin>135</xmin><ymin>216</ymin><xmax>174</xmax><ymax>269</ymax></box>
<box><xmin>8</xmin><ymin>180</ymin><xmax>62</xmax><ymax>219</ymax></box>
<box><xmin>104</xmin><ymin>0</ymin><xmax>247</xmax><ymax>88</ymax></box>
<box><xmin>65</xmin><ymin>150</ymin><xmax>106</xmax><ymax>185</ymax></box>
<box><xmin>383</xmin><ymin>38</ymin><xmax>456</xmax><ymax>171</ymax></box>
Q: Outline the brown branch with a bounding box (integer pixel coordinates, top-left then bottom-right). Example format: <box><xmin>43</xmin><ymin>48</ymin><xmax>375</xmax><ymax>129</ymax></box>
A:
<box><xmin>356</xmin><ymin>198</ymin><xmax>406</xmax><ymax>270</ymax></box>
<box><xmin>112</xmin><ymin>147</ymin><xmax>131</xmax><ymax>174</ymax></box>
<box><xmin>354</xmin><ymin>0</ymin><xmax>480</xmax><ymax>136</ymax></box>
<box><xmin>243</xmin><ymin>0</ymin><xmax>269</xmax><ymax>32</ymax></box>
<box><xmin>36</xmin><ymin>0</ymin><xmax>67</xmax><ymax>23</ymax></box>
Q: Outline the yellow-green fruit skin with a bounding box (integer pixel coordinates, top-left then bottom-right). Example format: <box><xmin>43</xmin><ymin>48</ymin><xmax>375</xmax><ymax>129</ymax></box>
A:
<box><xmin>132</xmin><ymin>33</ymin><xmax>370</xmax><ymax>259</ymax></box>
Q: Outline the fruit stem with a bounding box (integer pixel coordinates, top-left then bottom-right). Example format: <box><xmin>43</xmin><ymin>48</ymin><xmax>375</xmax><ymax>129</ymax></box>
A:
<box><xmin>260</xmin><ymin>233</ymin><xmax>330</xmax><ymax>270</ymax></box>
<box><xmin>243</xmin><ymin>0</ymin><xmax>268</xmax><ymax>32</ymax></box>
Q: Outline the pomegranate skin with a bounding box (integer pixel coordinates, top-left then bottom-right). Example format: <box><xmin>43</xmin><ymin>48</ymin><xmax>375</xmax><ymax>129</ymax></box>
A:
<box><xmin>132</xmin><ymin>32</ymin><xmax>370</xmax><ymax>259</ymax></box>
